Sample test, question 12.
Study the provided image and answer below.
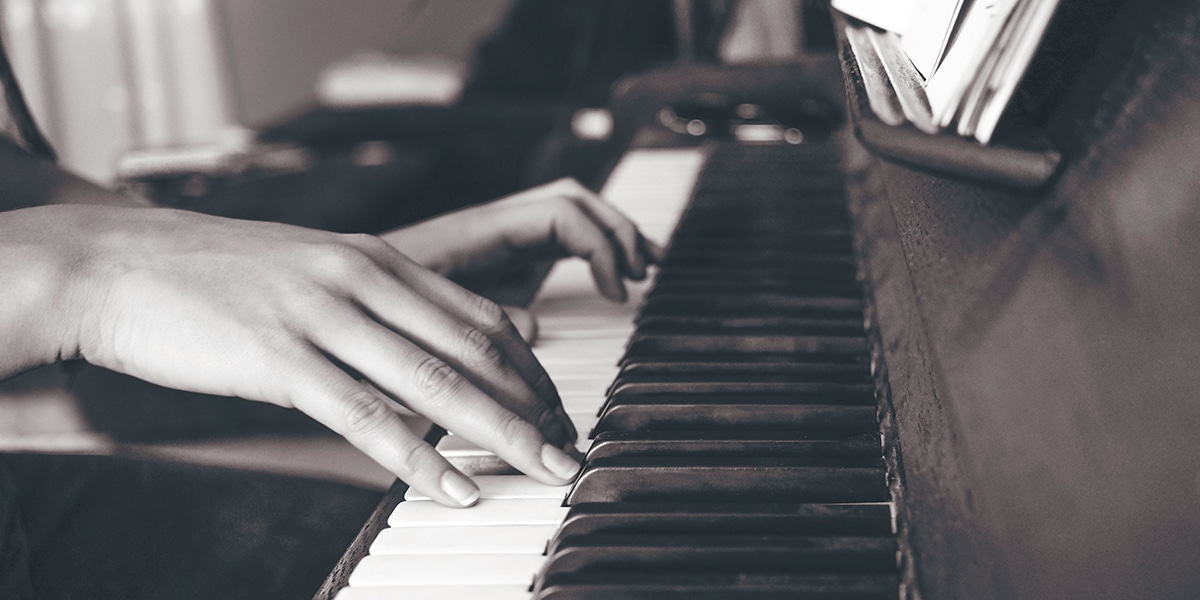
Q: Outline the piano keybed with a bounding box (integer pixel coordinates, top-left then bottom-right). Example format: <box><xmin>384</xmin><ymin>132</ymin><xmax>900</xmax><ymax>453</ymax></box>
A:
<box><xmin>329</xmin><ymin>142</ymin><xmax>898</xmax><ymax>599</ymax></box>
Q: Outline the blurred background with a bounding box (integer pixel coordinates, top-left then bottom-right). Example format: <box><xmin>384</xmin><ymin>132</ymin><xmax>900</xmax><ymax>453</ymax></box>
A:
<box><xmin>5</xmin><ymin>0</ymin><xmax>512</xmax><ymax>183</ymax></box>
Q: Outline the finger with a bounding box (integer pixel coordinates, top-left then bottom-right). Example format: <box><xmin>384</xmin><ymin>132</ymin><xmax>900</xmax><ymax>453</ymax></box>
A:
<box><xmin>384</xmin><ymin>257</ymin><xmax>579</xmax><ymax>442</ymax></box>
<box><xmin>327</xmin><ymin>238</ymin><xmax>577</xmax><ymax>443</ymax></box>
<box><xmin>283</xmin><ymin>352</ymin><xmax>482</xmax><ymax>507</ymax></box>
<box><xmin>312</xmin><ymin>305</ymin><xmax>572</xmax><ymax>448</ymax></box>
<box><xmin>542</xmin><ymin>198</ymin><xmax>627</xmax><ymax>301</ymax></box>
<box><xmin>305</xmin><ymin>317</ymin><xmax>581</xmax><ymax>485</ymax></box>
<box><xmin>552</xmin><ymin>179</ymin><xmax>650</xmax><ymax>280</ymax></box>
<box><xmin>408</xmin><ymin>269</ymin><xmax>580</xmax><ymax>442</ymax></box>
<box><xmin>578</xmin><ymin>202</ymin><xmax>648</xmax><ymax>279</ymax></box>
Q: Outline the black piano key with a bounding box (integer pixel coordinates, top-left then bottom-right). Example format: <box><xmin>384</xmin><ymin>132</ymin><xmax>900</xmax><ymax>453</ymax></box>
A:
<box><xmin>651</xmin><ymin>252</ymin><xmax>860</xmax><ymax>276</ymax></box>
<box><xmin>551</xmin><ymin>503</ymin><xmax>894</xmax><ymax>542</ymax></box>
<box><xmin>565</xmin><ymin>457</ymin><xmax>888</xmax><ymax>504</ymax></box>
<box><xmin>648</xmin><ymin>277</ymin><xmax>861</xmax><ymax>292</ymax></box>
<box><xmin>614</xmin><ymin>360</ymin><xmax>870</xmax><ymax>384</ymax></box>
<box><xmin>632</xmin><ymin>317</ymin><xmax>866</xmax><ymax>336</ymax></box>
<box><xmin>603</xmin><ymin>389</ymin><xmax>878</xmax><ymax>411</ymax></box>
<box><xmin>619</xmin><ymin>353</ymin><xmax>870</xmax><ymax>368</ymax></box>
<box><xmin>584</xmin><ymin>431</ymin><xmax>880</xmax><ymax>461</ymax></box>
<box><xmin>607</xmin><ymin>379</ymin><xmax>876</xmax><ymax>398</ymax></box>
<box><xmin>593</xmin><ymin>399</ymin><xmax>878</xmax><ymax>434</ymax></box>
<box><xmin>613</xmin><ymin>367</ymin><xmax>870</xmax><ymax>391</ymax></box>
<box><xmin>535</xmin><ymin>573</ymin><xmax>900</xmax><ymax>600</ymax></box>
<box><xmin>649</xmin><ymin>280</ymin><xmax>864</xmax><ymax>297</ymax></box>
<box><xmin>638</xmin><ymin>293</ymin><xmax>863</xmax><ymax>318</ymax></box>
<box><xmin>442</xmin><ymin>452</ymin><xmax>520</xmax><ymax>476</ymax></box>
<box><xmin>537</xmin><ymin>534</ymin><xmax>898</xmax><ymax>583</ymax></box>
<box><xmin>663</xmin><ymin>238</ymin><xmax>856</xmax><ymax>257</ymax></box>
<box><xmin>623</xmin><ymin>333</ymin><xmax>868</xmax><ymax>358</ymax></box>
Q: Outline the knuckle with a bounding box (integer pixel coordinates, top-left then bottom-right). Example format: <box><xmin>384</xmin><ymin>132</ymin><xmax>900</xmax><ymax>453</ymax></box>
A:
<box><xmin>460</xmin><ymin>327</ymin><xmax>504</xmax><ymax>371</ymax></box>
<box><xmin>412</xmin><ymin>356</ymin><xmax>463</xmax><ymax>400</ymax></box>
<box><xmin>307</xmin><ymin>242</ymin><xmax>375</xmax><ymax>281</ymax></box>
<box><xmin>558</xmin><ymin>177</ymin><xmax>586</xmax><ymax>194</ymax></box>
<box><xmin>527</xmin><ymin>401</ymin><xmax>558</xmax><ymax>433</ymax></box>
<box><xmin>390</xmin><ymin>435</ymin><xmax>432</xmax><ymax>478</ymax></box>
<box><xmin>342</xmin><ymin>232</ymin><xmax>389</xmax><ymax>253</ymax></box>
<box><xmin>530</xmin><ymin>369</ymin><xmax>557</xmax><ymax>398</ymax></box>
<box><xmin>551</xmin><ymin>194</ymin><xmax>583</xmax><ymax>216</ymax></box>
<box><xmin>339</xmin><ymin>389</ymin><xmax>392</xmax><ymax>439</ymax></box>
<box><xmin>468</xmin><ymin>295</ymin><xmax>509</xmax><ymax>333</ymax></box>
<box><xmin>495</xmin><ymin>410</ymin><xmax>534</xmax><ymax>444</ymax></box>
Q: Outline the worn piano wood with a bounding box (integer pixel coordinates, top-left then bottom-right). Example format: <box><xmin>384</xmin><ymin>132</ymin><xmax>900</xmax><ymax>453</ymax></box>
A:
<box><xmin>841</xmin><ymin>1</ymin><xmax>1200</xmax><ymax>598</ymax></box>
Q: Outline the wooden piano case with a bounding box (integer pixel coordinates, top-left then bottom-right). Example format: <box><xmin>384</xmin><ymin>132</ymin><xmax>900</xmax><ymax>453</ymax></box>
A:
<box><xmin>837</xmin><ymin>0</ymin><xmax>1200</xmax><ymax>598</ymax></box>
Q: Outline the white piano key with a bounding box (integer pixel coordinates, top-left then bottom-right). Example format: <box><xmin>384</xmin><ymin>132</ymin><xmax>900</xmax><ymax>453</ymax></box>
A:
<box><xmin>438</xmin><ymin>437</ymin><xmax>593</xmax><ymax>458</ymax></box>
<box><xmin>554</xmin><ymin>377</ymin><xmax>619</xmax><ymax>394</ymax></box>
<box><xmin>559</xmin><ymin>397</ymin><xmax>606</xmax><ymax>415</ymax></box>
<box><xmin>536</xmin><ymin>324</ymin><xmax>634</xmax><ymax>341</ymax></box>
<box><xmin>370</xmin><ymin>524</ymin><xmax>557</xmax><ymax>555</ymax></box>
<box><xmin>435</xmin><ymin>434</ymin><xmax>486</xmax><ymax>453</ymax></box>
<box><xmin>388</xmin><ymin>498</ymin><xmax>568</xmax><ymax>527</ymax></box>
<box><xmin>404</xmin><ymin>476</ymin><xmax>566</xmax><ymax>501</ymax></box>
<box><xmin>569</xmin><ymin>411</ymin><xmax>601</xmax><ymax>432</ymax></box>
<box><xmin>336</xmin><ymin>585</ymin><xmax>531</xmax><ymax>600</ymax></box>
<box><xmin>348</xmin><ymin>553</ymin><xmax>545</xmax><ymax>587</ymax></box>
<box><xmin>540</xmin><ymin>363</ymin><xmax>621</xmax><ymax>381</ymax></box>
<box><xmin>532</xmin><ymin>339</ymin><xmax>628</xmax><ymax>360</ymax></box>
<box><xmin>541</xmin><ymin>362</ymin><xmax>621</xmax><ymax>376</ymax></box>
<box><xmin>439</xmin><ymin>410</ymin><xmax>598</xmax><ymax>445</ymax></box>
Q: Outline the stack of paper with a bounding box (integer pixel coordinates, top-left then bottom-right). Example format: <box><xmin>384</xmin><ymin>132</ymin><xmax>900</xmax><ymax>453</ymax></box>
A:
<box><xmin>834</xmin><ymin>0</ymin><xmax>1064</xmax><ymax>144</ymax></box>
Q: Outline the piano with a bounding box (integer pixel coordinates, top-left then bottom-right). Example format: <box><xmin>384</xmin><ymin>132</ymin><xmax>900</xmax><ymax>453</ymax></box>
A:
<box><xmin>319</xmin><ymin>1</ymin><xmax>1200</xmax><ymax>598</ymax></box>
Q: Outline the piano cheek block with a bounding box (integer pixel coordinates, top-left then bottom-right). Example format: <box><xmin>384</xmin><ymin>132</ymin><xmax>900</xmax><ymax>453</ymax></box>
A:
<box><xmin>564</xmin><ymin>458</ymin><xmax>889</xmax><ymax>504</ymax></box>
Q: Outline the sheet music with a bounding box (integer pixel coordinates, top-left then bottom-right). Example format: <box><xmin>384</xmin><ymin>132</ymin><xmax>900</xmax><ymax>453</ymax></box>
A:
<box><xmin>923</xmin><ymin>0</ymin><xmax>1020</xmax><ymax>127</ymax></box>
<box><xmin>901</xmin><ymin>0</ymin><xmax>966</xmax><ymax>78</ymax></box>
<box><xmin>830</xmin><ymin>0</ymin><xmax>916</xmax><ymax>33</ymax></box>
<box><xmin>969</xmin><ymin>0</ymin><xmax>1062</xmax><ymax>142</ymax></box>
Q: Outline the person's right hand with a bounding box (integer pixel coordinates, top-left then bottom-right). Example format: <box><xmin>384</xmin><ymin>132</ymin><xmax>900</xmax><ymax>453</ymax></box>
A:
<box><xmin>0</xmin><ymin>204</ymin><xmax>582</xmax><ymax>507</ymax></box>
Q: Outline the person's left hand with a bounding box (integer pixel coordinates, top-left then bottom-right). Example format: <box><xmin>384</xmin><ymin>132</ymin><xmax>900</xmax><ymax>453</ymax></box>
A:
<box><xmin>381</xmin><ymin>178</ymin><xmax>664</xmax><ymax>305</ymax></box>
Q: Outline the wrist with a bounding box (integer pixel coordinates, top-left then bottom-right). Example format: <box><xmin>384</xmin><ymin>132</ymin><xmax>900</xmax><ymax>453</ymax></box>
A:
<box><xmin>0</xmin><ymin>206</ymin><xmax>89</xmax><ymax>378</ymax></box>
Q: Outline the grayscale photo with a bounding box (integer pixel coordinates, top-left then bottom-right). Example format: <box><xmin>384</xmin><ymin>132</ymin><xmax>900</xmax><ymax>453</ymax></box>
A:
<box><xmin>0</xmin><ymin>1</ymin><xmax>1196</xmax><ymax>599</ymax></box>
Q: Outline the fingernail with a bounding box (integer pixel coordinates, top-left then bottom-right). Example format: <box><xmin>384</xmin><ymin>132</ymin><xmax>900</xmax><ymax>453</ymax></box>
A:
<box><xmin>542</xmin><ymin>443</ymin><xmax>582</xmax><ymax>481</ymax></box>
<box><xmin>440</xmin><ymin>471</ymin><xmax>480</xmax><ymax>507</ymax></box>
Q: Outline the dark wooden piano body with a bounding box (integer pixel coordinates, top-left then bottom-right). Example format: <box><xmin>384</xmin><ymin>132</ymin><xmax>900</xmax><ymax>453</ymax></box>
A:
<box><xmin>845</xmin><ymin>0</ymin><xmax>1200</xmax><ymax>597</ymax></box>
<box><xmin>322</xmin><ymin>1</ymin><xmax>1200</xmax><ymax>597</ymax></box>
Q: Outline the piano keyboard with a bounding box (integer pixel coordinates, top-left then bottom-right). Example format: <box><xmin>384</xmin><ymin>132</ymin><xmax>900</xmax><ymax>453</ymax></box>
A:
<box><xmin>330</xmin><ymin>142</ymin><xmax>899</xmax><ymax>599</ymax></box>
<box><xmin>332</xmin><ymin>147</ymin><xmax>710</xmax><ymax>600</ymax></box>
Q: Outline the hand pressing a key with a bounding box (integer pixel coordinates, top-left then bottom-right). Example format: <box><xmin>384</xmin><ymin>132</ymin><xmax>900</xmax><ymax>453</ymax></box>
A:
<box><xmin>382</xmin><ymin>178</ymin><xmax>665</xmax><ymax>306</ymax></box>
<box><xmin>0</xmin><ymin>199</ymin><xmax>586</xmax><ymax>508</ymax></box>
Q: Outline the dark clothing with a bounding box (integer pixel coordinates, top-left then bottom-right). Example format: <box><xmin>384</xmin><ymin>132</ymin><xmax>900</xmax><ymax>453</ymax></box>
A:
<box><xmin>460</xmin><ymin>0</ymin><xmax>679</xmax><ymax>108</ymax></box>
<box><xmin>0</xmin><ymin>453</ymin><xmax>380</xmax><ymax>600</ymax></box>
